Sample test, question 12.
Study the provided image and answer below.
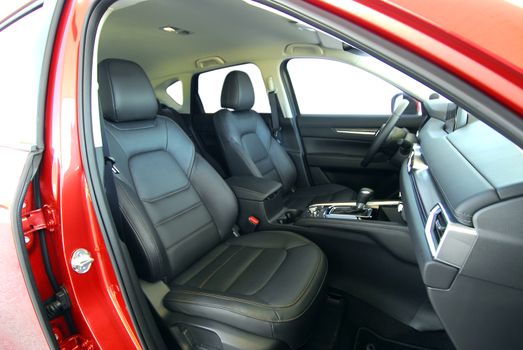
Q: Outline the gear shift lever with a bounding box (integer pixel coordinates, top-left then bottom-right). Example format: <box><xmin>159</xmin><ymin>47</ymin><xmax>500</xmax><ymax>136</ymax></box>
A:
<box><xmin>356</xmin><ymin>188</ymin><xmax>374</xmax><ymax>209</ymax></box>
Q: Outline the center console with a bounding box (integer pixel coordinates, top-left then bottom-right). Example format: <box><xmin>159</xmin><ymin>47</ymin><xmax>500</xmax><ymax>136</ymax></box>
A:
<box><xmin>302</xmin><ymin>187</ymin><xmax>404</xmax><ymax>223</ymax></box>
<box><xmin>226</xmin><ymin>176</ymin><xmax>286</xmax><ymax>232</ymax></box>
<box><xmin>226</xmin><ymin>176</ymin><xmax>405</xmax><ymax>231</ymax></box>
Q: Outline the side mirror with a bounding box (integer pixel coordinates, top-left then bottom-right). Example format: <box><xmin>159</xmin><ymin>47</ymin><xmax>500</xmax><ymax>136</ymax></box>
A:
<box><xmin>391</xmin><ymin>93</ymin><xmax>421</xmax><ymax>115</ymax></box>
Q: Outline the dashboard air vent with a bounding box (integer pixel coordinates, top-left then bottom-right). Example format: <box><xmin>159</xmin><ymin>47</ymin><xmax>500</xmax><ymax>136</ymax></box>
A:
<box><xmin>432</xmin><ymin>210</ymin><xmax>447</xmax><ymax>244</ymax></box>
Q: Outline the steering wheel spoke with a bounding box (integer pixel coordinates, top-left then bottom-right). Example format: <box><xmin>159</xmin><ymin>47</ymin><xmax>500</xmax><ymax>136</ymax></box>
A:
<box><xmin>361</xmin><ymin>99</ymin><xmax>410</xmax><ymax>167</ymax></box>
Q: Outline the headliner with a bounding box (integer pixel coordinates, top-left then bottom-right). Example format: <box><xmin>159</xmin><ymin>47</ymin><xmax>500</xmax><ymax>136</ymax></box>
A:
<box><xmin>99</xmin><ymin>0</ymin><xmax>331</xmax><ymax>85</ymax></box>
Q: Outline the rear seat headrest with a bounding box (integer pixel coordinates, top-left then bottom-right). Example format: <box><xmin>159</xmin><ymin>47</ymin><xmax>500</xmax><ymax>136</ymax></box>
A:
<box><xmin>98</xmin><ymin>59</ymin><xmax>158</xmax><ymax>123</ymax></box>
<box><xmin>220</xmin><ymin>71</ymin><xmax>255</xmax><ymax>112</ymax></box>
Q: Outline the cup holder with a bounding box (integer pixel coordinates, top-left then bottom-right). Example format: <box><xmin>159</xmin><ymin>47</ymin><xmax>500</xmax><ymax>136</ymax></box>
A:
<box><xmin>327</xmin><ymin>206</ymin><xmax>373</xmax><ymax>220</ymax></box>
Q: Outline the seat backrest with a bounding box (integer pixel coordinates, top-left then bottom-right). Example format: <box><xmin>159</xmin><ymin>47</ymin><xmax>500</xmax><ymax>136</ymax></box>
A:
<box><xmin>98</xmin><ymin>59</ymin><xmax>238</xmax><ymax>282</ymax></box>
<box><xmin>213</xmin><ymin>71</ymin><xmax>297</xmax><ymax>193</ymax></box>
<box><xmin>158</xmin><ymin>104</ymin><xmax>228</xmax><ymax>178</ymax></box>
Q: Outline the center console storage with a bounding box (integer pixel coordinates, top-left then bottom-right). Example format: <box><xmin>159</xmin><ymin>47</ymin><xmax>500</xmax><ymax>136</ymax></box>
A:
<box><xmin>226</xmin><ymin>176</ymin><xmax>286</xmax><ymax>231</ymax></box>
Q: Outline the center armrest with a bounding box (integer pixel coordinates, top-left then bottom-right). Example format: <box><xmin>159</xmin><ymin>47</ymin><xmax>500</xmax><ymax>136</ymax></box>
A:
<box><xmin>226</xmin><ymin>176</ymin><xmax>285</xmax><ymax>231</ymax></box>
<box><xmin>226</xmin><ymin>176</ymin><xmax>283</xmax><ymax>201</ymax></box>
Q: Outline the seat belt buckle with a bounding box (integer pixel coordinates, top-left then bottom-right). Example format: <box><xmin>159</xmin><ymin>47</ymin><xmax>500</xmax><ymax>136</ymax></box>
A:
<box><xmin>273</xmin><ymin>127</ymin><xmax>282</xmax><ymax>144</ymax></box>
<box><xmin>105</xmin><ymin>156</ymin><xmax>120</xmax><ymax>174</ymax></box>
<box><xmin>243</xmin><ymin>215</ymin><xmax>260</xmax><ymax>234</ymax></box>
<box><xmin>232</xmin><ymin>225</ymin><xmax>240</xmax><ymax>237</ymax></box>
<box><xmin>105</xmin><ymin>155</ymin><xmax>115</xmax><ymax>164</ymax></box>
<box><xmin>248</xmin><ymin>216</ymin><xmax>260</xmax><ymax>226</ymax></box>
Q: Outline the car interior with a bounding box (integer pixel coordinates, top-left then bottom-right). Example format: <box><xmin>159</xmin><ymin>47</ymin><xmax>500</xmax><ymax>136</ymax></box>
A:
<box><xmin>83</xmin><ymin>0</ymin><xmax>523</xmax><ymax>349</ymax></box>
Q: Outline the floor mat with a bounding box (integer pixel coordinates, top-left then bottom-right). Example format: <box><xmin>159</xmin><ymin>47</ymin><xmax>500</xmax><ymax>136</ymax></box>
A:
<box><xmin>336</xmin><ymin>296</ymin><xmax>455</xmax><ymax>350</ymax></box>
<box><xmin>301</xmin><ymin>294</ymin><xmax>345</xmax><ymax>350</ymax></box>
<box><xmin>354</xmin><ymin>328</ymin><xmax>434</xmax><ymax>350</ymax></box>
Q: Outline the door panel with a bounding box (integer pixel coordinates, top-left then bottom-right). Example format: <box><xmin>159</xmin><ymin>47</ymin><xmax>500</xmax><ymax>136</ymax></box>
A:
<box><xmin>297</xmin><ymin>114</ymin><xmax>423</xmax><ymax>197</ymax></box>
<box><xmin>285</xmin><ymin>57</ymin><xmax>426</xmax><ymax>198</ymax></box>
<box><xmin>299</xmin><ymin>114</ymin><xmax>423</xmax><ymax>132</ymax></box>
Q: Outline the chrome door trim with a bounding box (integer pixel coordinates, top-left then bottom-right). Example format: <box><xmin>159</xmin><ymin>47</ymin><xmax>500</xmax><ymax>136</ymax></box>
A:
<box><xmin>333</xmin><ymin>128</ymin><xmax>377</xmax><ymax>136</ymax></box>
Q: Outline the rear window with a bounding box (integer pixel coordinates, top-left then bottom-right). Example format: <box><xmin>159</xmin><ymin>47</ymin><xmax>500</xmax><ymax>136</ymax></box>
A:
<box><xmin>198</xmin><ymin>63</ymin><xmax>270</xmax><ymax>113</ymax></box>
<box><xmin>166</xmin><ymin>80</ymin><xmax>183</xmax><ymax>106</ymax></box>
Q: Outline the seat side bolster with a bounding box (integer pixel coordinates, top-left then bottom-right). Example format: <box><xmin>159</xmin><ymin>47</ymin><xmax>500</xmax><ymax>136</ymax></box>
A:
<box><xmin>116</xmin><ymin>179</ymin><xmax>171</xmax><ymax>281</ymax></box>
<box><xmin>189</xmin><ymin>154</ymin><xmax>238</xmax><ymax>240</ymax></box>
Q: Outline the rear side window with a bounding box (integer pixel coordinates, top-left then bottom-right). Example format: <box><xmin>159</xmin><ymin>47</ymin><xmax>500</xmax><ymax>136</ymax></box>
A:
<box><xmin>198</xmin><ymin>63</ymin><xmax>270</xmax><ymax>113</ymax></box>
<box><xmin>166</xmin><ymin>80</ymin><xmax>183</xmax><ymax>106</ymax></box>
<box><xmin>287</xmin><ymin>58</ymin><xmax>402</xmax><ymax>115</ymax></box>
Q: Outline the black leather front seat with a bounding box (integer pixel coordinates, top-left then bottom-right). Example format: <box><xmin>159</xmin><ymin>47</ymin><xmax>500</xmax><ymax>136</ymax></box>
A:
<box><xmin>98</xmin><ymin>59</ymin><xmax>327</xmax><ymax>349</ymax></box>
<box><xmin>213</xmin><ymin>71</ymin><xmax>356</xmax><ymax>209</ymax></box>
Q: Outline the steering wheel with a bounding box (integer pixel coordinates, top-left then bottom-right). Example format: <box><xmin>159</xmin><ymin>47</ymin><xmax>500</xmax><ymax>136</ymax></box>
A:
<box><xmin>361</xmin><ymin>99</ymin><xmax>410</xmax><ymax>167</ymax></box>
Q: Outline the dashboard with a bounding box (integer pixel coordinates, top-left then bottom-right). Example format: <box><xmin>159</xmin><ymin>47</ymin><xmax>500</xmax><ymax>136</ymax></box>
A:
<box><xmin>400</xmin><ymin>102</ymin><xmax>523</xmax><ymax>350</ymax></box>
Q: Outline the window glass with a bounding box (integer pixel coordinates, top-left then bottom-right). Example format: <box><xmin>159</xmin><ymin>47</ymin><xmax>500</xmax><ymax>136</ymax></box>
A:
<box><xmin>198</xmin><ymin>63</ymin><xmax>270</xmax><ymax>113</ymax></box>
<box><xmin>0</xmin><ymin>6</ymin><xmax>46</xmax><ymax>147</ymax></box>
<box><xmin>166</xmin><ymin>80</ymin><xmax>183</xmax><ymax>106</ymax></box>
<box><xmin>287</xmin><ymin>58</ymin><xmax>402</xmax><ymax>115</ymax></box>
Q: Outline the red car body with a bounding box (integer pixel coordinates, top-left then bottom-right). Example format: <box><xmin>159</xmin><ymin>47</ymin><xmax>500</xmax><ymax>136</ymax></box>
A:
<box><xmin>0</xmin><ymin>0</ymin><xmax>521</xmax><ymax>349</ymax></box>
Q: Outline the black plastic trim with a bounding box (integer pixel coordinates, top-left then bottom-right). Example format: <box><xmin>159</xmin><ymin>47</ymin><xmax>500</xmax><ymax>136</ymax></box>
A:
<box><xmin>280</xmin><ymin>59</ymin><xmax>300</xmax><ymax>118</ymax></box>
<box><xmin>279</xmin><ymin>59</ymin><xmax>312</xmax><ymax>185</ymax></box>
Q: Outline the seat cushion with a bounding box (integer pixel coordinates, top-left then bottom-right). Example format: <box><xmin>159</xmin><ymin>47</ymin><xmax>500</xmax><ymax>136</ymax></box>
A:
<box><xmin>285</xmin><ymin>184</ymin><xmax>356</xmax><ymax>210</ymax></box>
<box><xmin>164</xmin><ymin>231</ymin><xmax>327</xmax><ymax>349</ymax></box>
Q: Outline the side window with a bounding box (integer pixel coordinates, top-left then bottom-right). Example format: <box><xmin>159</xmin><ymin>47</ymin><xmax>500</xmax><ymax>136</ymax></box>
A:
<box><xmin>198</xmin><ymin>63</ymin><xmax>270</xmax><ymax>114</ymax></box>
<box><xmin>0</xmin><ymin>6</ymin><xmax>47</xmax><ymax>147</ymax></box>
<box><xmin>286</xmin><ymin>58</ymin><xmax>402</xmax><ymax>115</ymax></box>
<box><xmin>166</xmin><ymin>80</ymin><xmax>183</xmax><ymax>106</ymax></box>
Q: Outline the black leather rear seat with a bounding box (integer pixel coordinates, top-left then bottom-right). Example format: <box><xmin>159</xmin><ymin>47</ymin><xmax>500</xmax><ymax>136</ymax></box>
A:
<box><xmin>98</xmin><ymin>59</ymin><xmax>327</xmax><ymax>349</ymax></box>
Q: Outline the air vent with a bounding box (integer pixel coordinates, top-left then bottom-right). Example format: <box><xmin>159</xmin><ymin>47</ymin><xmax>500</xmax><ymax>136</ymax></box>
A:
<box><xmin>425</xmin><ymin>204</ymin><xmax>446</xmax><ymax>256</ymax></box>
<box><xmin>432</xmin><ymin>210</ymin><xmax>447</xmax><ymax>244</ymax></box>
<box><xmin>424</xmin><ymin>203</ymin><xmax>477</xmax><ymax>267</ymax></box>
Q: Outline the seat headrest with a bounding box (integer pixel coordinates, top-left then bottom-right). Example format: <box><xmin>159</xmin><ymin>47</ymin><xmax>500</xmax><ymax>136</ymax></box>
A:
<box><xmin>220</xmin><ymin>71</ymin><xmax>255</xmax><ymax>112</ymax></box>
<box><xmin>98</xmin><ymin>59</ymin><xmax>158</xmax><ymax>122</ymax></box>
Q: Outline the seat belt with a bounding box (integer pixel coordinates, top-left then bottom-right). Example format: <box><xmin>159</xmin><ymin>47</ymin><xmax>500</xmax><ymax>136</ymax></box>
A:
<box><xmin>101</xmin><ymin>127</ymin><xmax>124</xmax><ymax>236</ymax></box>
<box><xmin>187</xmin><ymin>119</ymin><xmax>228</xmax><ymax>178</ymax></box>
<box><xmin>268</xmin><ymin>91</ymin><xmax>282</xmax><ymax>143</ymax></box>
